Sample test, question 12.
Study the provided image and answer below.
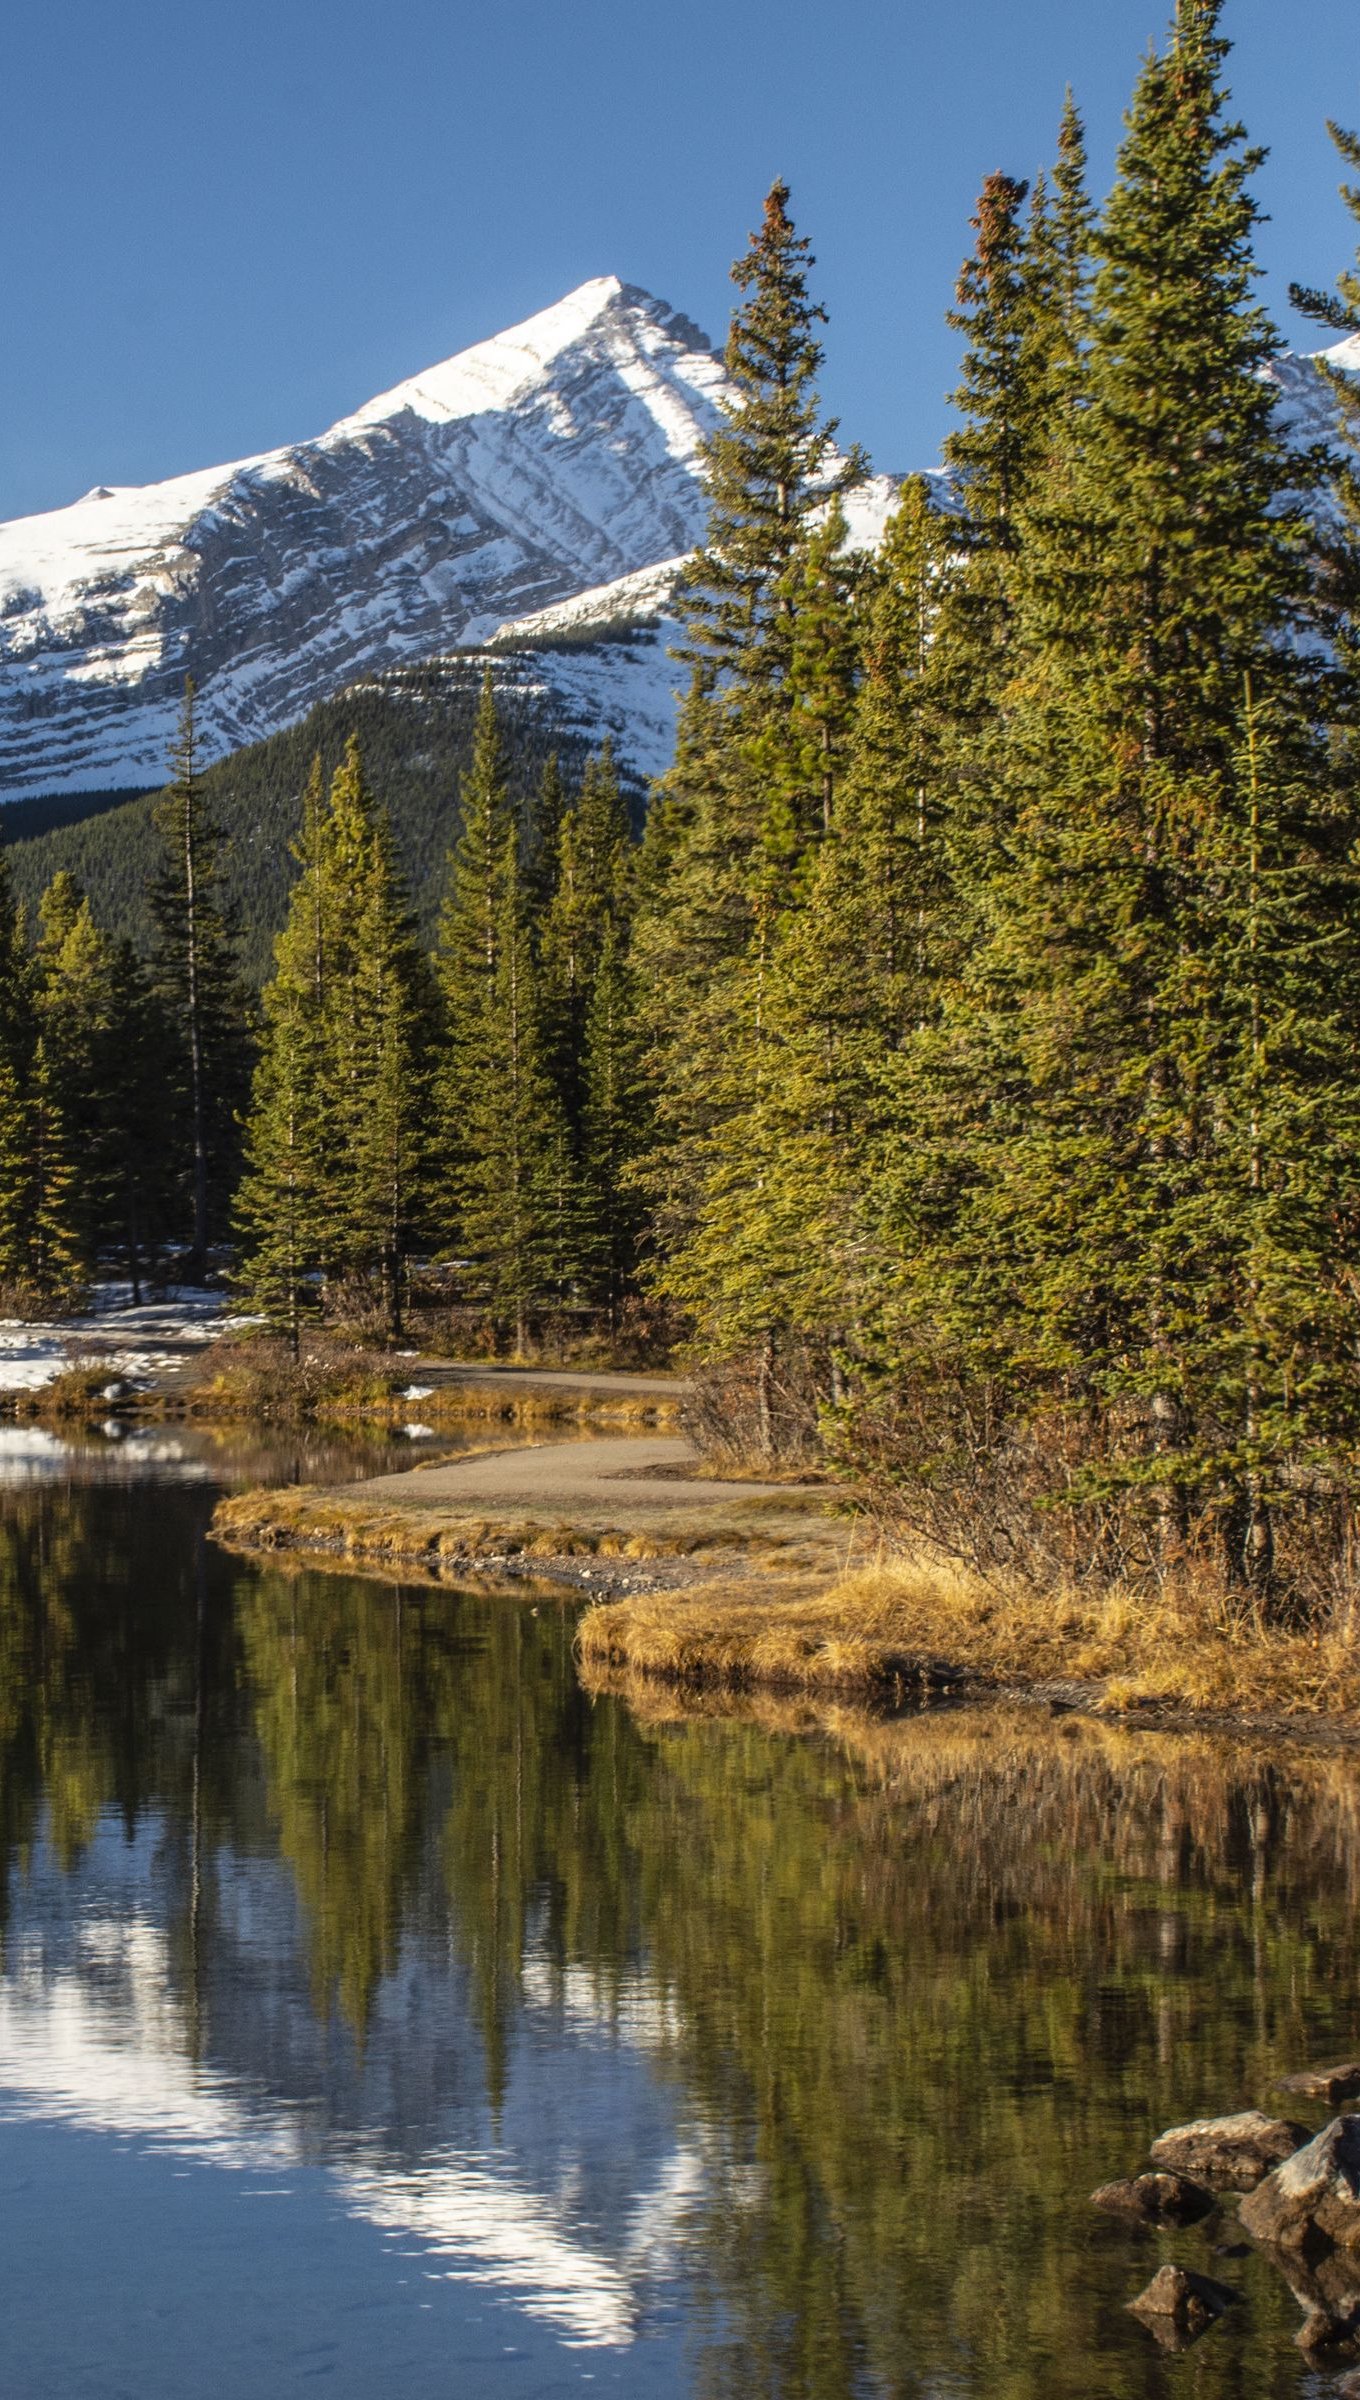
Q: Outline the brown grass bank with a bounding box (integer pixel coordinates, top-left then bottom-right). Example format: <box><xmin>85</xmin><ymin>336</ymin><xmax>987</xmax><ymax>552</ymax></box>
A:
<box><xmin>577</xmin><ymin>1550</ymin><xmax>1360</xmax><ymax>1721</ymax></box>
<box><xmin>9</xmin><ymin>1337</ymin><xmax>683</xmax><ymax>1430</ymax></box>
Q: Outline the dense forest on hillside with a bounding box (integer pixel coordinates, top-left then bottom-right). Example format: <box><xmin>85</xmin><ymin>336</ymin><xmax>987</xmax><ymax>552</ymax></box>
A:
<box><xmin>5</xmin><ymin>664</ymin><xmax>601</xmax><ymax>982</ymax></box>
<box><xmin>6</xmin><ymin>0</ymin><xmax>1360</xmax><ymax>1613</ymax></box>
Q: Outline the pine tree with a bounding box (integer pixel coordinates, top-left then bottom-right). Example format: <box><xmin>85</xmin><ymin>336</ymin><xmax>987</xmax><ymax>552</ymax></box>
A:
<box><xmin>635</xmin><ymin>186</ymin><xmax>863</xmax><ymax>1404</ymax></box>
<box><xmin>457</xmin><ymin>830</ymin><xmax>575</xmax><ymax>1348</ymax></box>
<box><xmin>869</xmin><ymin>0</ymin><xmax>1360</xmax><ymax>1586</ymax></box>
<box><xmin>579</xmin><ymin>924</ymin><xmax>645</xmax><ymax>1317</ymax></box>
<box><xmin>342</xmin><ymin>808</ymin><xmax>432</xmax><ymax>1340</ymax></box>
<box><xmin>150</xmin><ymin>678</ymin><xmax>249</xmax><ymax>1277</ymax></box>
<box><xmin>36</xmin><ymin>875</ymin><xmax>128</xmax><ymax>1273</ymax></box>
<box><xmin>27</xmin><ymin>1037</ymin><xmax>84</xmax><ymax>1301</ymax></box>
<box><xmin>0</xmin><ymin>1060</ymin><xmax>30</xmax><ymax>1293</ymax></box>
<box><xmin>524</xmin><ymin>750</ymin><xmax>569</xmax><ymax>919</ymax></box>
<box><xmin>235</xmin><ymin>999</ymin><xmax>315</xmax><ymax>1350</ymax></box>
<box><xmin>238</xmin><ymin>741</ymin><xmax>430</xmax><ymax>1340</ymax></box>
<box><xmin>665</xmin><ymin>482</ymin><xmax>953</xmax><ymax>1401</ymax></box>
<box><xmin>540</xmin><ymin>740</ymin><xmax>632</xmax><ymax>1125</ymax></box>
<box><xmin>434</xmin><ymin>671</ymin><xmax>516</xmax><ymax>1248</ymax></box>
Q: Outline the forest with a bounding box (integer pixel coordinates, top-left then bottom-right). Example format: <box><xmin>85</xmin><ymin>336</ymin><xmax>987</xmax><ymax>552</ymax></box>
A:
<box><xmin>4</xmin><ymin>0</ymin><xmax>1360</xmax><ymax>1604</ymax></box>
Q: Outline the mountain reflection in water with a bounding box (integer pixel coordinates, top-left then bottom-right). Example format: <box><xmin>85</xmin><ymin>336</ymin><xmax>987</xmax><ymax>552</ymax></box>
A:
<box><xmin>1</xmin><ymin>1460</ymin><xmax>1359</xmax><ymax>2396</ymax></box>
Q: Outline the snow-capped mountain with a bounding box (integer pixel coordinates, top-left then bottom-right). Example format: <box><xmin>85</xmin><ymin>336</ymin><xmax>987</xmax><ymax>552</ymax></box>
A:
<box><xmin>4</xmin><ymin>271</ymin><xmax>1343</xmax><ymax>810</ymax></box>
<box><xmin>0</xmin><ymin>280</ymin><xmax>733</xmax><ymax>802</ymax></box>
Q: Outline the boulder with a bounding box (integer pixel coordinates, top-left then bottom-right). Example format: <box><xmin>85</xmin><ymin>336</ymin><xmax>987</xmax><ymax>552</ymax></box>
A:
<box><xmin>1240</xmin><ymin>2116</ymin><xmax>1360</xmax><ymax>2253</ymax></box>
<box><xmin>1090</xmin><ymin>2171</ymin><xmax>1216</xmax><ymax>2227</ymax></box>
<box><xmin>1295</xmin><ymin>2304</ymin><xmax>1360</xmax><ymax>2356</ymax></box>
<box><xmin>1277</xmin><ymin>2062</ymin><xmax>1360</xmax><ymax>2106</ymax></box>
<box><xmin>1148</xmin><ymin>2109</ymin><xmax>1307</xmax><ymax>2190</ymax></box>
<box><xmin>1126</xmin><ymin>2265</ymin><xmax>1239</xmax><ymax>2349</ymax></box>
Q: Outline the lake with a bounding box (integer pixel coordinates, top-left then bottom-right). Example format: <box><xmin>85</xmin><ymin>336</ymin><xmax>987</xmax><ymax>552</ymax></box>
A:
<box><xmin>0</xmin><ymin>1433</ymin><xmax>1356</xmax><ymax>2396</ymax></box>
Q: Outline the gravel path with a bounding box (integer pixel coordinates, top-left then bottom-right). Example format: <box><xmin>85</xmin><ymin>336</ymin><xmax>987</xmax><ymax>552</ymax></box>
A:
<box><xmin>330</xmin><ymin>1434</ymin><xmax>796</xmax><ymax>1518</ymax></box>
<box><xmin>403</xmin><ymin>1362</ymin><xmax>690</xmax><ymax>1399</ymax></box>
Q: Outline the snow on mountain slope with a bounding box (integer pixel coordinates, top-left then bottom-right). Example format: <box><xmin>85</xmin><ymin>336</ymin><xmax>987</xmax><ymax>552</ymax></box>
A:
<box><xmin>0</xmin><ymin>280</ymin><xmax>728</xmax><ymax>801</ymax></box>
<box><xmin>10</xmin><ymin>264</ymin><xmax>1342</xmax><ymax>814</ymax></box>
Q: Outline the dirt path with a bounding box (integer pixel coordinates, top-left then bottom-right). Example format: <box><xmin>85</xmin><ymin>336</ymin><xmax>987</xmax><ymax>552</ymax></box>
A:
<box><xmin>403</xmin><ymin>1362</ymin><xmax>691</xmax><ymax>1400</ymax></box>
<box><xmin>328</xmin><ymin>1434</ymin><xmax>800</xmax><ymax>1521</ymax></box>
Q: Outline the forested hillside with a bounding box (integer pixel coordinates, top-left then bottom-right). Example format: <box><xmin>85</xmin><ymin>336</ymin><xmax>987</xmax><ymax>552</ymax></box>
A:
<box><xmin>5</xmin><ymin>662</ymin><xmax>601</xmax><ymax>982</ymax></box>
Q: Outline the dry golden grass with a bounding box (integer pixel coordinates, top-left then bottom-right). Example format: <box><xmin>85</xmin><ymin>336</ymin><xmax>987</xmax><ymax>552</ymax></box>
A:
<box><xmin>578</xmin><ymin>1550</ymin><xmax>1360</xmax><ymax>1718</ymax></box>
<box><xmin>214</xmin><ymin>1473</ymin><xmax>1360</xmax><ymax>1724</ymax></box>
<box><xmin>210</xmin><ymin>1485</ymin><xmax>696</xmax><ymax>1571</ymax></box>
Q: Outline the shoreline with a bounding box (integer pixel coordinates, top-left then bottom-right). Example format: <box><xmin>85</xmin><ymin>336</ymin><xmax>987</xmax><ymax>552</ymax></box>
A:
<box><xmin>208</xmin><ymin>1432</ymin><xmax>1360</xmax><ymax>1741</ymax></box>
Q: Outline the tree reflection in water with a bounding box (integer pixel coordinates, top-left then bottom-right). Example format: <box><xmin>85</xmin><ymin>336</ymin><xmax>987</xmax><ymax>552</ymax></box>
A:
<box><xmin>0</xmin><ymin>1470</ymin><xmax>1358</xmax><ymax>2396</ymax></box>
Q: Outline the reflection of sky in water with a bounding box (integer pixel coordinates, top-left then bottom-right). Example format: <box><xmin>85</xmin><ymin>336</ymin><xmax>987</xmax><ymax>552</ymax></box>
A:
<box><xmin>0</xmin><ymin>1424</ymin><xmax>451</xmax><ymax>1487</ymax></box>
<box><xmin>0</xmin><ymin>1427</ymin><xmax>220</xmax><ymax>1482</ymax></box>
<box><xmin>0</xmin><ymin>1815</ymin><xmax>708</xmax><ymax>2372</ymax></box>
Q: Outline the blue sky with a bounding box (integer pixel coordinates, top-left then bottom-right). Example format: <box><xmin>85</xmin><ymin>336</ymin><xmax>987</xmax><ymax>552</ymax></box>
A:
<box><xmin>1</xmin><ymin>0</ymin><xmax>1356</xmax><ymax>523</ymax></box>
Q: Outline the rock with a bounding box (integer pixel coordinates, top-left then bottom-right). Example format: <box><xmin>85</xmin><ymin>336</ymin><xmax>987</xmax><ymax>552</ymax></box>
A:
<box><xmin>1240</xmin><ymin>2116</ymin><xmax>1360</xmax><ymax>2253</ymax></box>
<box><xmin>1277</xmin><ymin>2063</ymin><xmax>1360</xmax><ymax>2105</ymax></box>
<box><xmin>1295</xmin><ymin>2303</ymin><xmax>1360</xmax><ymax>2355</ymax></box>
<box><xmin>1126</xmin><ymin>2265</ymin><xmax>1239</xmax><ymax>2349</ymax></box>
<box><xmin>1090</xmin><ymin>2171</ymin><xmax>1216</xmax><ymax>2226</ymax></box>
<box><xmin>1148</xmin><ymin>2109</ymin><xmax>1308</xmax><ymax>2190</ymax></box>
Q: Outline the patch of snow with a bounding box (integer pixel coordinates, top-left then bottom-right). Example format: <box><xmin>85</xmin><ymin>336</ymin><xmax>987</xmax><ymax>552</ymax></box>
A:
<box><xmin>0</xmin><ymin>1285</ymin><xmax>244</xmax><ymax>1392</ymax></box>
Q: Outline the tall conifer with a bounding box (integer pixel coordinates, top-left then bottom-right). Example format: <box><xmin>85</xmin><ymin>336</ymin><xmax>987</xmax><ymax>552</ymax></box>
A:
<box><xmin>874</xmin><ymin>0</ymin><xmax>1360</xmax><ymax>1583</ymax></box>
<box><xmin>150</xmin><ymin>678</ymin><xmax>248</xmax><ymax>1277</ymax></box>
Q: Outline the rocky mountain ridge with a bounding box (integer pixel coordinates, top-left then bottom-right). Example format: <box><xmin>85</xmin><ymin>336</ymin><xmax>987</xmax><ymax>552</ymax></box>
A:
<box><xmin>0</xmin><ymin>283</ymin><xmax>1352</xmax><ymax>807</ymax></box>
<box><xmin>0</xmin><ymin>280</ymin><xmax>731</xmax><ymax>801</ymax></box>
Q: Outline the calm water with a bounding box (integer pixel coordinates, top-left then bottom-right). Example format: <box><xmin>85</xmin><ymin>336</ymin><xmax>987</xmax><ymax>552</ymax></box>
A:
<box><xmin>0</xmin><ymin>1439</ymin><xmax>1358</xmax><ymax>2397</ymax></box>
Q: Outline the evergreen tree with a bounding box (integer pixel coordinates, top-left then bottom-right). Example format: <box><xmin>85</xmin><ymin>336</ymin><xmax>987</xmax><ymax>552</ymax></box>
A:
<box><xmin>457</xmin><ymin>829</ymin><xmax>575</xmax><ymax>1348</ymax></box>
<box><xmin>0</xmin><ymin>1062</ymin><xmax>30</xmax><ymax>1293</ymax></box>
<box><xmin>636</xmin><ymin>184</ymin><xmax>863</xmax><ymax>1403</ymax></box>
<box><xmin>238</xmin><ymin>741</ymin><xmax>430</xmax><ymax>1340</ymax></box>
<box><xmin>524</xmin><ymin>750</ymin><xmax>569</xmax><ymax>918</ymax></box>
<box><xmin>150</xmin><ymin>678</ymin><xmax>249</xmax><ymax>1276</ymax></box>
<box><xmin>341</xmin><ymin>807</ymin><xmax>432</xmax><ymax>1340</ymax></box>
<box><xmin>33</xmin><ymin>874</ymin><xmax>173</xmax><ymax>1292</ymax></box>
<box><xmin>579</xmin><ymin>924</ymin><xmax>646</xmax><ymax>1317</ymax></box>
<box><xmin>26</xmin><ymin>1037</ymin><xmax>84</xmax><ymax>1301</ymax></box>
<box><xmin>865</xmin><ymin>0</ymin><xmax>1360</xmax><ymax>1586</ymax></box>
<box><xmin>434</xmin><ymin>671</ymin><xmax>516</xmax><ymax>1250</ymax></box>
<box><xmin>540</xmin><ymin>740</ymin><xmax>632</xmax><ymax>1126</ymax></box>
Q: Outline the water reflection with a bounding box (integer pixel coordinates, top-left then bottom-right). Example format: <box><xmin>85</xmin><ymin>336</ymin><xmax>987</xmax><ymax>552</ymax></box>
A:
<box><xmin>0</xmin><ymin>1469</ymin><xmax>1359</xmax><ymax>2395</ymax></box>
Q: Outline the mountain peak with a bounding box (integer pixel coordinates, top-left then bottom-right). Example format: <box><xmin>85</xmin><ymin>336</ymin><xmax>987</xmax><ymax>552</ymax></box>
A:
<box><xmin>336</xmin><ymin>277</ymin><xmax>660</xmax><ymax>436</ymax></box>
<box><xmin>0</xmin><ymin>280</ymin><xmax>729</xmax><ymax>801</ymax></box>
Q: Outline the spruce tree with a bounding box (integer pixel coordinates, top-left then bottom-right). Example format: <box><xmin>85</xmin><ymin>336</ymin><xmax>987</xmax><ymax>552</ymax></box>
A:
<box><xmin>341</xmin><ymin>808</ymin><xmax>432</xmax><ymax>1340</ymax></box>
<box><xmin>636</xmin><ymin>185</ymin><xmax>863</xmax><ymax>1409</ymax></box>
<box><xmin>579</xmin><ymin>924</ymin><xmax>645</xmax><ymax>1318</ymax></box>
<box><xmin>0</xmin><ymin>1061</ymin><xmax>30</xmax><ymax>1294</ymax></box>
<box><xmin>540</xmin><ymin>740</ymin><xmax>632</xmax><ymax>1126</ymax></box>
<box><xmin>238</xmin><ymin>741</ymin><xmax>430</xmax><ymax>1341</ymax></box>
<box><xmin>27</xmin><ymin>1037</ymin><xmax>84</xmax><ymax>1302</ymax></box>
<box><xmin>36</xmin><ymin>875</ymin><xmax>132</xmax><ymax>1274</ymax></box>
<box><xmin>434</xmin><ymin>671</ymin><xmax>516</xmax><ymax>1251</ymax></box>
<box><xmin>457</xmin><ymin>829</ymin><xmax>575</xmax><ymax>1349</ymax></box>
<box><xmin>150</xmin><ymin>678</ymin><xmax>249</xmax><ymax>1277</ymax></box>
<box><xmin>872</xmin><ymin>0</ymin><xmax>1360</xmax><ymax>1585</ymax></box>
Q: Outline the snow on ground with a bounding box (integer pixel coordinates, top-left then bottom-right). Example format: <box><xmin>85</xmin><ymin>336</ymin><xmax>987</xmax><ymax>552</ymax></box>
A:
<box><xmin>0</xmin><ymin>1285</ymin><xmax>247</xmax><ymax>1393</ymax></box>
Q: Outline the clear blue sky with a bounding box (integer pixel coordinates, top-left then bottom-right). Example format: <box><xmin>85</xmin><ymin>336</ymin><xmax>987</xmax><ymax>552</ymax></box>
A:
<box><xmin>1</xmin><ymin>0</ymin><xmax>1356</xmax><ymax>524</ymax></box>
